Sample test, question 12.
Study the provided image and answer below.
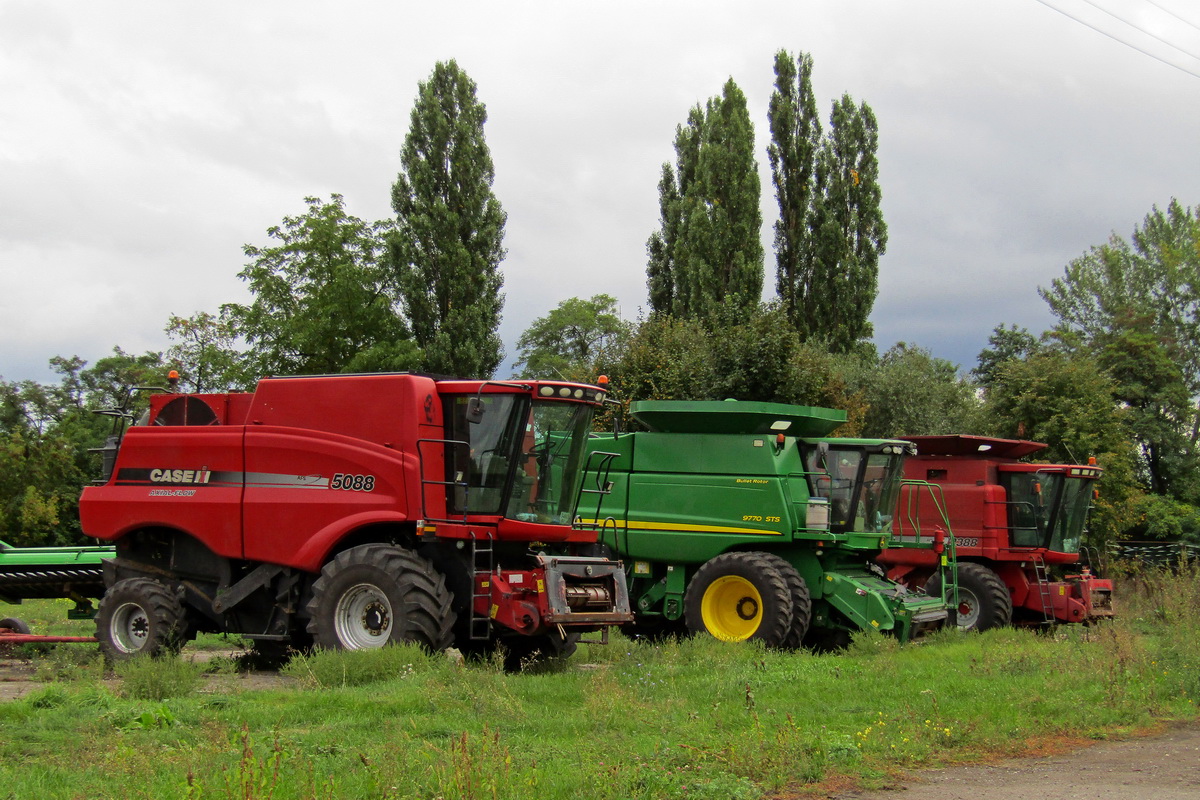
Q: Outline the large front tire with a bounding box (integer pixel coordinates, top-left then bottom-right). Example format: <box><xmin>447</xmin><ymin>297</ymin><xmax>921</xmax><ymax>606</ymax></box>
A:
<box><xmin>928</xmin><ymin>562</ymin><xmax>1012</xmax><ymax>632</ymax></box>
<box><xmin>684</xmin><ymin>552</ymin><xmax>794</xmax><ymax>647</ymax></box>
<box><xmin>95</xmin><ymin>577</ymin><xmax>185</xmax><ymax>661</ymax></box>
<box><xmin>306</xmin><ymin>544</ymin><xmax>455</xmax><ymax>652</ymax></box>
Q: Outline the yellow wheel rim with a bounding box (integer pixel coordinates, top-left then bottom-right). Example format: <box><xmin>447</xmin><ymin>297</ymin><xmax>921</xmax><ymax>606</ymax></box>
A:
<box><xmin>701</xmin><ymin>575</ymin><xmax>762</xmax><ymax>641</ymax></box>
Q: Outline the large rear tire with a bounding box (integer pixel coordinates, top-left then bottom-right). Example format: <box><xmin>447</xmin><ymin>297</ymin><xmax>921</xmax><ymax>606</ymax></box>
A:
<box><xmin>758</xmin><ymin>554</ymin><xmax>812</xmax><ymax>649</ymax></box>
<box><xmin>95</xmin><ymin>577</ymin><xmax>185</xmax><ymax>661</ymax></box>
<box><xmin>928</xmin><ymin>562</ymin><xmax>1012</xmax><ymax>632</ymax></box>
<box><xmin>306</xmin><ymin>544</ymin><xmax>455</xmax><ymax>652</ymax></box>
<box><xmin>684</xmin><ymin>552</ymin><xmax>794</xmax><ymax>647</ymax></box>
<box><xmin>0</xmin><ymin>617</ymin><xmax>31</xmax><ymax>635</ymax></box>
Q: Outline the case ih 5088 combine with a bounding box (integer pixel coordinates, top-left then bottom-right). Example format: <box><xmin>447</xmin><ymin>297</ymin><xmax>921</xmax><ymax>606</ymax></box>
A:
<box><xmin>78</xmin><ymin>372</ymin><xmax>632</xmax><ymax>663</ymax></box>
<box><xmin>879</xmin><ymin>435</ymin><xmax>1114</xmax><ymax>631</ymax></box>
<box><xmin>582</xmin><ymin>400</ymin><xmax>953</xmax><ymax>649</ymax></box>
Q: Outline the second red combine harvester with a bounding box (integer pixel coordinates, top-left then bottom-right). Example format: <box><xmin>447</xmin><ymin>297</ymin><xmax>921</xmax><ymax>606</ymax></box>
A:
<box><xmin>879</xmin><ymin>435</ymin><xmax>1114</xmax><ymax>631</ymax></box>
<box><xmin>79</xmin><ymin>373</ymin><xmax>633</xmax><ymax>664</ymax></box>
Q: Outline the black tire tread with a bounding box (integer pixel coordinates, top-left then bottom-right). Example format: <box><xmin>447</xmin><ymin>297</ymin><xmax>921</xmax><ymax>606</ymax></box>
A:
<box><xmin>95</xmin><ymin>577</ymin><xmax>185</xmax><ymax>661</ymax></box>
<box><xmin>929</xmin><ymin>561</ymin><xmax>1013</xmax><ymax>632</ymax></box>
<box><xmin>683</xmin><ymin>551</ymin><xmax>794</xmax><ymax>648</ymax></box>
<box><xmin>306</xmin><ymin>543</ymin><xmax>456</xmax><ymax>652</ymax></box>
<box><xmin>757</xmin><ymin>553</ymin><xmax>812</xmax><ymax>649</ymax></box>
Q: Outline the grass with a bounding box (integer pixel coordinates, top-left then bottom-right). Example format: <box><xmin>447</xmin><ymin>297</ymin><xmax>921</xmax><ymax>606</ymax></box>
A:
<box><xmin>1</xmin><ymin>563</ymin><xmax>1198</xmax><ymax>799</ymax></box>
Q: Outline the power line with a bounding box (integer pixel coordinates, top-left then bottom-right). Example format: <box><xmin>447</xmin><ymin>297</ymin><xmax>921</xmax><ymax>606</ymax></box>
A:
<box><xmin>1143</xmin><ymin>0</ymin><xmax>1200</xmax><ymax>34</ymax></box>
<box><xmin>1034</xmin><ymin>0</ymin><xmax>1200</xmax><ymax>80</ymax></box>
<box><xmin>1076</xmin><ymin>0</ymin><xmax>1200</xmax><ymax>63</ymax></box>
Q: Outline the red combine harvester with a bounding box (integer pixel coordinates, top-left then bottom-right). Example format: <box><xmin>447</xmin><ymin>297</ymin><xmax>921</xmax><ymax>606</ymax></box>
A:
<box><xmin>80</xmin><ymin>372</ymin><xmax>633</xmax><ymax>663</ymax></box>
<box><xmin>878</xmin><ymin>435</ymin><xmax>1114</xmax><ymax>631</ymax></box>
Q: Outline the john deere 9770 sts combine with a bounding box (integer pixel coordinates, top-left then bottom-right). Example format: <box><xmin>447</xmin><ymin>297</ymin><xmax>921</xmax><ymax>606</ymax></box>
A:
<box><xmin>582</xmin><ymin>400</ymin><xmax>954</xmax><ymax>649</ymax></box>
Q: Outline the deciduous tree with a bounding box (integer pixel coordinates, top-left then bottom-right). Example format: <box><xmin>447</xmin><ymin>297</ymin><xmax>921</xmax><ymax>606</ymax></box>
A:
<box><xmin>226</xmin><ymin>195</ymin><xmax>417</xmax><ymax>378</ymax></box>
<box><xmin>390</xmin><ymin>60</ymin><xmax>506</xmax><ymax>377</ymax></box>
<box><xmin>647</xmin><ymin>80</ymin><xmax>762</xmax><ymax>320</ymax></box>
<box><xmin>514</xmin><ymin>295</ymin><xmax>630</xmax><ymax>381</ymax></box>
<box><xmin>768</xmin><ymin>51</ymin><xmax>886</xmax><ymax>353</ymax></box>
<box><xmin>768</xmin><ymin>50</ymin><xmax>822</xmax><ymax>334</ymax></box>
<box><xmin>1039</xmin><ymin>199</ymin><xmax>1200</xmax><ymax>501</ymax></box>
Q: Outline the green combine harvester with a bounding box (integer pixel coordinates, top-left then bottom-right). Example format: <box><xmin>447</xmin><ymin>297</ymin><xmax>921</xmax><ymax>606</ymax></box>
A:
<box><xmin>581</xmin><ymin>400</ymin><xmax>953</xmax><ymax>648</ymax></box>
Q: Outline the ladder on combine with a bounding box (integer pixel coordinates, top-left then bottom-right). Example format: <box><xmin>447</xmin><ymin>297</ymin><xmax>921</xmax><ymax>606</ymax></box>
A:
<box><xmin>1030</xmin><ymin>553</ymin><xmax>1055</xmax><ymax>624</ymax></box>
<box><xmin>468</xmin><ymin>531</ymin><xmax>494</xmax><ymax>641</ymax></box>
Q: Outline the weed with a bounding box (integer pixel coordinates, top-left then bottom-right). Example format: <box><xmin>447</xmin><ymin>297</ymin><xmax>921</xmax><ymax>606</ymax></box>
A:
<box><xmin>844</xmin><ymin>629</ymin><xmax>900</xmax><ymax>657</ymax></box>
<box><xmin>280</xmin><ymin>642</ymin><xmax>430</xmax><ymax>689</ymax></box>
<box><xmin>114</xmin><ymin>654</ymin><xmax>202</xmax><ymax>700</ymax></box>
<box><xmin>23</xmin><ymin>683</ymin><xmax>69</xmax><ymax>709</ymax></box>
<box><xmin>32</xmin><ymin>645</ymin><xmax>106</xmax><ymax>682</ymax></box>
<box><xmin>123</xmin><ymin>704</ymin><xmax>177</xmax><ymax>730</ymax></box>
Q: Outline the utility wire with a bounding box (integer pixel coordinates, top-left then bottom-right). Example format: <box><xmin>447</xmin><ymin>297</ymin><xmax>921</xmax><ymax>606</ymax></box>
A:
<box><xmin>1033</xmin><ymin>0</ymin><xmax>1200</xmax><ymax>80</ymax></box>
<box><xmin>1143</xmin><ymin>0</ymin><xmax>1200</xmax><ymax>33</ymax></box>
<box><xmin>1076</xmin><ymin>0</ymin><xmax>1200</xmax><ymax>62</ymax></box>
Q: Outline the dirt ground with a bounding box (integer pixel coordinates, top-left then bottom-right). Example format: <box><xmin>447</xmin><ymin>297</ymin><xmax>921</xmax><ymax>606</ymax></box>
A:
<box><xmin>831</xmin><ymin>723</ymin><xmax>1200</xmax><ymax>800</ymax></box>
<box><xmin>0</xmin><ymin>647</ymin><xmax>288</xmax><ymax>700</ymax></box>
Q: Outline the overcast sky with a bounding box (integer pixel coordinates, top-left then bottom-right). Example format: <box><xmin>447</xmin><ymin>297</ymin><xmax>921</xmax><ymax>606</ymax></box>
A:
<box><xmin>2</xmin><ymin>1</ymin><xmax>1198</xmax><ymax>387</ymax></box>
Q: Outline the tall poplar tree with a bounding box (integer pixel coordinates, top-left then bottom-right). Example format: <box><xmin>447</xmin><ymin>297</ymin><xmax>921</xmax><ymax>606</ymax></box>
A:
<box><xmin>390</xmin><ymin>60</ymin><xmax>506</xmax><ymax>377</ymax></box>
<box><xmin>768</xmin><ymin>50</ymin><xmax>822</xmax><ymax>334</ymax></box>
<box><xmin>647</xmin><ymin>107</ymin><xmax>702</xmax><ymax>316</ymax></box>
<box><xmin>768</xmin><ymin>51</ymin><xmax>887</xmax><ymax>353</ymax></box>
<box><xmin>647</xmin><ymin>80</ymin><xmax>762</xmax><ymax>320</ymax></box>
<box><xmin>815</xmin><ymin>95</ymin><xmax>887</xmax><ymax>351</ymax></box>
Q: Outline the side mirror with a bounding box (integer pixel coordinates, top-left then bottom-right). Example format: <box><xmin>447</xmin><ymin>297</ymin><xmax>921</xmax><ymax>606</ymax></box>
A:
<box><xmin>466</xmin><ymin>397</ymin><xmax>485</xmax><ymax>424</ymax></box>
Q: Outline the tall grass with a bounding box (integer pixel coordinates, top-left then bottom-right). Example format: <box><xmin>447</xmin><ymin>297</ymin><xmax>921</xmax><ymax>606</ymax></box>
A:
<box><xmin>1</xmin><ymin>566</ymin><xmax>1198</xmax><ymax>799</ymax></box>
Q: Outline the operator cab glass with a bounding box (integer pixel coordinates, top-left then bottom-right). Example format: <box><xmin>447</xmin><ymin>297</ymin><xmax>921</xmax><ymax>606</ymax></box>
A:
<box><xmin>443</xmin><ymin>395</ymin><xmax>594</xmax><ymax>525</ymax></box>
<box><xmin>1002</xmin><ymin>471</ymin><xmax>1095</xmax><ymax>553</ymax></box>
<box><xmin>803</xmin><ymin>444</ymin><xmax>907</xmax><ymax>534</ymax></box>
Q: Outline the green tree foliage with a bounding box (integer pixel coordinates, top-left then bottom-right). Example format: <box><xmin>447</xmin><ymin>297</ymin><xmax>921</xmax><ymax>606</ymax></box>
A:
<box><xmin>972</xmin><ymin>323</ymin><xmax>1040</xmax><ymax>390</ymax></box>
<box><xmin>164</xmin><ymin>312</ymin><xmax>249</xmax><ymax>392</ymax></box>
<box><xmin>1126</xmin><ymin>493</ymin><xmax>1200</xmax><ymax>544</ymax></box>
<box><xmin>390</xmin><ymin>59</ymin><xmax>506</xmax><ymax>378</ymax></box>
<box><xmin>225</xmin><ymin>195</ymin><xmax>418</xmax><ymax>378</ymax></box>
<box><xmin>647</xmin><ymin>80</ymin><xmax>762</xmax><ymax>320</ymax></box>
<box><xmin>1039</xmin><ymin>199</ymin><xmax>1200</xmax><ymax>502</ymax></box>
<box><xmin>839</xmin><ymin>344</ymin><xmax>980</xmax><ymax>440</ymax></box>
<box><xmin>980</xmin><ymin>349</ymin><xmax>1141</xmax><ymax>546</ymax></box>
<box><xmin>598</xmin><ymin>305</ymin><xmax>868</xmax><ymax>435</ymax></box>
<box><xmin>514</xmin><ymin>295</ymin><xmax>631</xmax><ymax>381</ymax></box>
<box><xmin>0</xmin><ymin>350</ymin><xmax>168</xmax><ymax>546</ymax></box>
<box><xmin>769</xmin><ymin>51</ymin><xmax>887</xmax><ymax>352</ymax></box>
<box><xmin>768</xmin><ymin>50</ymin><xmax>822</xmax><ymax>334</ymax></box>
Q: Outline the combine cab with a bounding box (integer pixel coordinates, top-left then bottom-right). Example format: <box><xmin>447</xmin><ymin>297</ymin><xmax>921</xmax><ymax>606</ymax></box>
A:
<box><xmin>880</xmin><ymin>435</ymin><xmax>1113</xmax><ymax>630</ymax></box>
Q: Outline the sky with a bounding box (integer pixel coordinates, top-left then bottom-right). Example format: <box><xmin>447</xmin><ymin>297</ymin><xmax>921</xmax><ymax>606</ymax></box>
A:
<box><xmin>2</xmin><ymin>0</ymin><xmax>1199</xmax><ymax>386</ymax></box>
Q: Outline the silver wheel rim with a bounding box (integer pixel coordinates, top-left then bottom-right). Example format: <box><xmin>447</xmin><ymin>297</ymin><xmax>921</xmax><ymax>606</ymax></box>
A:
<box><xmin>955</xmin><ymin>586</ymin><xmax>981</xmax><ymax>629</ymax></box>
<box><xmin>334</xmin><ymin>583</ymin><xmax>393</xmax><ymax>649</ymax></box>
<box><xmin>110</xmin><ymin>601</ymin><xmax>150</xmax><ymax>653</ymax></box>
